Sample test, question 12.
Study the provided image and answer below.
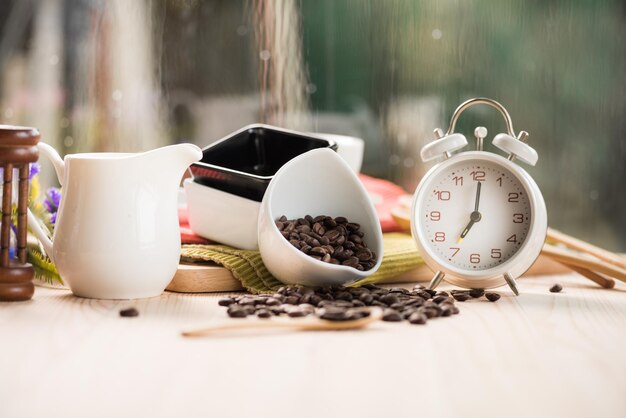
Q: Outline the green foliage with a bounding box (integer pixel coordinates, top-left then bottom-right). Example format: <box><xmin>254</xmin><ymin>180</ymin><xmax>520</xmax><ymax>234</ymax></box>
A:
<box><xmin>28</xmin><ymin>248</ymin><xmax>62</xmax><ymax>285</ymax></box>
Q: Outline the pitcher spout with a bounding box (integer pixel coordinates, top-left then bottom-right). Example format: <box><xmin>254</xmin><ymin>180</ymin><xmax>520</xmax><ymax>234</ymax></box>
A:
<box><xmin>142</xmin><ymin>143</ymin><xmax>202</xmax><ymax>187</ymax></box>
<box><xmin>175</xmin><ymin>143</ymin><xmax>203</xmax><ymax>167</ymax></box>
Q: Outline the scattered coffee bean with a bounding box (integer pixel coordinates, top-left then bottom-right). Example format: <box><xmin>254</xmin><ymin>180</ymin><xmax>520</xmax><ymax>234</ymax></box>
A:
<box><xmin>469</xmin><ymin>288</ymin><xmax>485</xmax><ymax>298</ymax></box>
<box><xmin>549</xmin><ymin>284</ymin><xmax>563</xmax><ymax>293</ymax></box>
<box><xmin>485</xmin><ymin>292</ymin><xmax>501</xmax><ymax>302</ymax></box>
<box><xmin>276</xmin><ymin>215</ymin><xmax>376</xmax><ymax>271</ymax></box>
<box><xmin>119</xmin><ymin>307</ymin><xmax>139</xmax><ymax>317</ymax></box>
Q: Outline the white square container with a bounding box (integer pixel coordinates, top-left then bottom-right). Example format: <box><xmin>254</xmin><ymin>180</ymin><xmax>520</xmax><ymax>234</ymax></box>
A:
<box><xmin>184</xmin><ymin>178</ymin><xmax>260</xmax><ymax>250</ymax></box>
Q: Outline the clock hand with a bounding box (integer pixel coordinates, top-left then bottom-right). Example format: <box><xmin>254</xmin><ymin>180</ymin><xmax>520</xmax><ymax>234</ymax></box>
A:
<box><xmin>457</xmin><ymin>211</ymin><xmax>481</xmax><ymax>243</ymax></box>
<box><xmin>474</xmin><ymin>181</ymin><xmax>482</xmax><ymax>212</ymax></box>
<box><xmin>458</xmin><ymin>182</ymin><xmax>483</xmax><ymax>243</ymax></box>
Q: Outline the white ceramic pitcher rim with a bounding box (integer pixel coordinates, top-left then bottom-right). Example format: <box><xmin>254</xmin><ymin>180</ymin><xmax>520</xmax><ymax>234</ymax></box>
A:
<box><xmin>63</xmin><ymin>143</ymin><xmax>199</xmax><ymax>161</ymax></box>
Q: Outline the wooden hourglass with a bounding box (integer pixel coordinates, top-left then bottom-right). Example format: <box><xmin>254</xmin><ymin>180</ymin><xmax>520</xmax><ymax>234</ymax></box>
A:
<box><xmin>0</xmin><ymin>126</ymin><xmax>39</xmax><ymax>301</ymax></box>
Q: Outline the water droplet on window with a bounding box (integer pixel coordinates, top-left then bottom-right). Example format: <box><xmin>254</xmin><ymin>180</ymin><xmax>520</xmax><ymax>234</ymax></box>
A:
<box><xmin>403</xmin><ymin>157</ymin><xmax>414</xmax><ymax>168</ymax></box>
<box><xmin>63</xmin><ymin>136</ymin><xmax>74</xmax><ymax>147</ymax></box>
<box><xmin>259</xmin><ymin>50</ymin><xmax>271</xmax><ymax>61</ymax></box>
<box><xmin>236</xmin><ymin>25</ymin><xmax>248</xmax><ymax>36</ymax></box>
<box><xmin>389</xmin><ymin>155</ymin><xmax>400</xmax><ymax>165</ymax></box>
<box><xmin>60</xmin><ymin>117</ymin><xmax>70</xmax><ymax>128</ymax></box>
<box><xmin>306</xmin><ymin>83</ymin><xmax>317</xmax><ymax>94</ymax></box>
<box><xmin>432</xmin><ymin>29</ymin><xmax>443</xmax><ymax>40</ymax></box>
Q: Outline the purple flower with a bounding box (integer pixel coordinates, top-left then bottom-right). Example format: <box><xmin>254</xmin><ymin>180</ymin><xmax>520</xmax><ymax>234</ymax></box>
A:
<box><xmin>50</xmin><ymin>212</ymin><xmax>57</xmax><ymax>225</ymax></box>
<box><xmin>29</xmin><ymin>163</ymin><xmax>40</xmax><ymax>179</ymax></box>
<box><xmin>0</xmin><ymin>163</ymin><xmax>40</xmax><ymax>179</ymax></box>
<box><xmin>44</xmin><ymin>188</ymin><xmax>62</xmax><ymax>213</ymax></box>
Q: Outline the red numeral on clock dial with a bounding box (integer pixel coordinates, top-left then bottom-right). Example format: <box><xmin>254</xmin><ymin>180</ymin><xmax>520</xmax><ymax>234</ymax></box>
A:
<box><xmin>429</xmin><ymin>211</ymin><xmax>441</xmax><ymax>221</ymax></box>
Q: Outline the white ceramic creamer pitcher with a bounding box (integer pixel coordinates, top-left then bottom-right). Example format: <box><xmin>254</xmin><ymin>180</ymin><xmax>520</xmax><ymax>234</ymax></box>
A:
<box><xmin>28</xmin><ymin>142</ymin><xmax>202</xmax><ymax>299</ymax></box>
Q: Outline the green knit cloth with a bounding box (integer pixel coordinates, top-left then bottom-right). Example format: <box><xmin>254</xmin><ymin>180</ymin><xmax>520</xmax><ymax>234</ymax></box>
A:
<box><xmin>180</xmin><ymin>233</ymin><xmax>423</xmax><ymax>294</ymax></box>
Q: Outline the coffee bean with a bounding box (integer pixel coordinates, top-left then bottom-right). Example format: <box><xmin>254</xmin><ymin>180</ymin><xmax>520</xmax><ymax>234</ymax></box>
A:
<box><xmin>359</xmin><ymin>293</ymin><xmax>374</xmax><ymax>304</ymax></box>
<box><xmin>257</xmin><ymin>309</ymin><xmax>272</xmax><ymax>318</ymax></box>
<box><xmin>319</xmin><ymin>307</ymin><xmax>349</xmax><ymax>321</ymax></box>
<box><xmin>408</xmin><ymin>312</ymin><xmax>427</xmax><ymax>325</ymax></box>
<box><xmin>382</xmin><ymin>309</ymin><xmax>403</xmax><ymax>322</ymax></box>
<box><xmin>356</xmin><ymin>248</ymin><xmax>373</xmax><ymax>261</ymax></box>
<box><xmin>452</xmin><ymin>293</ymin><xmax>470</xmax><ymax>302</ymax></box>
<box><xmin>309</xmin><ymin>247</ymin><xmax>327</xmax><ymax>257</ymax></box>
<box><xmin>433</xmin><ymin>295</ymin><xmax>449</xmax><ymax>304</ymax></box>
<box><xmin>335</xmin><ymin>291</ymin><xmax>353</xmax><ymax>301</ymax></box>
<box><xmin>218</xmin><ymin>297</ymin><xmax>235</xmax><ymax>307</ymax></box>
<box><xmin>342</xmin><ymin>256</ymin><xmax>360</xmax><ymax>268</ymax></box>
<box><xmin>381</xmin><ymin>294</ymin><xmax>400</xmax><ymax>305</ymax></box>
<box><xmin>227</xmin><ymin>305</ymin><xmax>247</xmax><ymax>318</ymax></box>
<box><xmin>422</xmin><ymin>308</ymin><xmax>440</xmax><ymax>318</ymax></box>
<box><xmin>119</xmin><ymin>307</ymin><xmax>139</xmax><ymax>317</ymax></box>
<box><xmin>440</xmin><ymin>304</ymin><xmax>454</xmax><ymax>317</ymax></box>
<box><xmin>485</xmin><ymin>292</ymin><xmax>501</xmax><ymax>302</ymax></box>
<box><xmin>287</xmin><ymin>309</ymin><xmax>307</xmax><ymax>318</ymax></box>
<box><xmin>284</xmin><ymin>296</ymin><xmax>300</xmax><ymax>305</ymax></box>
<box><xmin>346</xmin><ymin>222</ymin><xmax>360</xmax><ymax>231</ymax></box>
<box><xmin>323</xmin><ymin>217</ymin><xmax>337</xmax><ymax>228</ymax></box>
<box><xmin>549</xmin><ymin>284</ymin><xmax>563</xmax><ymax>293</ymax></box>
<box><xmin>469</xmin><ymin>288</ymin><xmax>485</xmax><ymax>298</ymax></box>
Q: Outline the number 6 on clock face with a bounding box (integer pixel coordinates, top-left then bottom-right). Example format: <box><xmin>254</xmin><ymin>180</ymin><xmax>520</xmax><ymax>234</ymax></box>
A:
<box><xmin>410</xmin><ymin>151</ymin><xmax>547</xmax><ymax>290</ymax></box>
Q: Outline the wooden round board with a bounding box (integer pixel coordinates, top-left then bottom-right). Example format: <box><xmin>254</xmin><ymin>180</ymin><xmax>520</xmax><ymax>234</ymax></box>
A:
<box><xmin>166</xmin><ymin>255</ymin><xmax>567</xmax><ymax>293</ymax></box>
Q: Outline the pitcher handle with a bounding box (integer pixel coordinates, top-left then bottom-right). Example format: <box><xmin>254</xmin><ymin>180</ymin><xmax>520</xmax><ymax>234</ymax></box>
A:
<box><xmin>26</xmin><ymin>142</ymin><xmax>66</xmax><ymax>261</ymax></box>
<box><xmin>27</xmin><ymin>209</ymin><xmax>54</xmax><ymax>262</ymax></box>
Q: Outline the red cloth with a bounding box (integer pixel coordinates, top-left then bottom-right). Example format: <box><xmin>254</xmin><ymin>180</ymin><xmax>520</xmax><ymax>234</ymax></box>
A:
<box><xmin>179</xmin><ymin>174</ymin><xmax>407</xmax><ymax>244</ymax></box>
<box><xmin>357</xmin><ymin>174</ymin><xmax>407</xmax><ymax>233</ymax></box>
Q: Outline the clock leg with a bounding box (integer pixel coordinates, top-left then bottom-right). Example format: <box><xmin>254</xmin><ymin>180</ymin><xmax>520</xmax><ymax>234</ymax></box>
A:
<box><xmin>504</xmin><ymin>273</ymin><xmax>520</xmax><ymax>296</ymax></box>
<box><xmin>428</xmin><ymin>271</ymin><xmax>445</xmax><ymax>290</ymax></box>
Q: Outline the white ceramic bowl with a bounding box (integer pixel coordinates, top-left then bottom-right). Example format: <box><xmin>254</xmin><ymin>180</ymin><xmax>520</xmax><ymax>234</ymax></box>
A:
<box><xmin>184</xmin><ymin>179</ymin><xmax>260</xmax><ymax>250</ymax></box>
<box><xmin>258</xmin><ymin>148</ymin><xmax>383</xmax><ymax>286</ymax></box>
<box><xmin>312</xmin><ymin>133</ymin><xmax>364</xmax><ymax>173</ymax></box>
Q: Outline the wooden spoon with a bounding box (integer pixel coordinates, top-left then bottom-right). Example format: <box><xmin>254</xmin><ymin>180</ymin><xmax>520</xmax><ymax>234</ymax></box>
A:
<box><xmin>182</xmin><ymin>308</ymin><xmax>383</xmax><ymax>337</ymax></box>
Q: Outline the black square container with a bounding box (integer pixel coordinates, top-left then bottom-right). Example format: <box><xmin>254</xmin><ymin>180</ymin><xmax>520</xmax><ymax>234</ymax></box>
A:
<box><xmin>189</xmin><ymin>124</ymin><xmax>337</xmax><ymax>202</ymax></box>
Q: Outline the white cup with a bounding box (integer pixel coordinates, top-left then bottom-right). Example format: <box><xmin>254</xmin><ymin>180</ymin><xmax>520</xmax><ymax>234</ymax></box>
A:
<box><xmin>257</xmin><ymin>148</ymin><xmax>383</xmax><ymax>286</ymax></box>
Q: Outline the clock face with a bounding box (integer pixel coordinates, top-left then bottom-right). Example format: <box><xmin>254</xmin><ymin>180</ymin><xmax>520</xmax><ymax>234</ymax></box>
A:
<box><xmin>415</xmin><ymin>158</ymin><xmax>532</xmax><ymax>272</ymax></box>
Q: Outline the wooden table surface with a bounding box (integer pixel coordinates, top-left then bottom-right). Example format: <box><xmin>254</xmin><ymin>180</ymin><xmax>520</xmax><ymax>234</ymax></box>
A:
<box><xmin>1</xmin><ymin>273</ymin><xmax>625</xmax><ymax>418</ymax></box>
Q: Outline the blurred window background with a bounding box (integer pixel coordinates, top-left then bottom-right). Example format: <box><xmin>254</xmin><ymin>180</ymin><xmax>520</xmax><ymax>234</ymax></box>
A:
<box><xmin>0</xmin><ymin>0</ymin><xmax>624</xmax><ymax>250</ymax></box>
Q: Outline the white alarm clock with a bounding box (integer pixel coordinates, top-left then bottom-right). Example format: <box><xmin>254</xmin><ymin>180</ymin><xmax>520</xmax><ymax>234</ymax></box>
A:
<box><xmin>410</xmin><ymin>98</ymin><xmax>547</xmax><ymax>295</ymax></box>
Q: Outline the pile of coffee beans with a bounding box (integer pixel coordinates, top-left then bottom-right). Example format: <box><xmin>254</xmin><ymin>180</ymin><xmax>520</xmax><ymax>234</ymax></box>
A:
<box><xmin>218</xmin><ymin>284</ymin><xmax>461</xmax><ymax>325</ymax></box>
<box><xmin>275</xmin><ymin>215</ymin><xmax>376</xmax><ymax>271</ymax></box>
